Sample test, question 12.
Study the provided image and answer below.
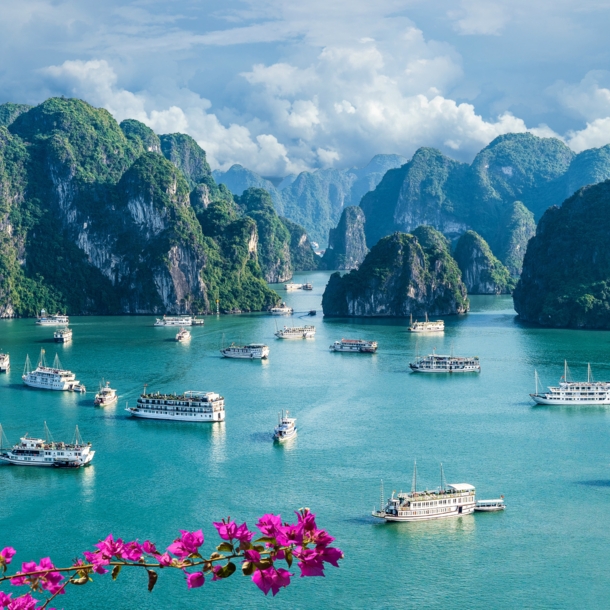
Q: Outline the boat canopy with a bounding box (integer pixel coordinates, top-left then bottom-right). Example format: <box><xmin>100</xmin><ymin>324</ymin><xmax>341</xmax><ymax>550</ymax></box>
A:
<box><xmin>477</xmin><ymin>499</ymin><xmax>504</xmax><ymax>505</ymax></box>
<box><xmin>447</xmin><ymin>483</ymin><xmax>475</xmax><ymax>492</ymax></box>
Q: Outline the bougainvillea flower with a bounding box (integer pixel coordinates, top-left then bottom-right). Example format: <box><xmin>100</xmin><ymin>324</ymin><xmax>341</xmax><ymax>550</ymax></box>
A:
<box><xmin>295</xmin><ymin>510</ymin><xmax>317</xmax><ymax>533</ymax></box>
<box><xmin>0</xmin><ymin>591</ymin><xmax>12</xmax><ymax>607</ymax></box>
<box><xmin>255</xmin><ymin>514</ymin><xmax>282</xmax><ymax>537</ymax></box>
<box><xmin>251</xmin><ymin>567</ymin><xmax>292</xmax><ymax>596</ymax></box>
<box><xmin>0</xmin><ymin>547</ymin><xmax>16</xmax><ymax>566</ymax></box>
<box><xmin>319</xmin><ymin>547</ymin><xmax>343</xmax><ymax>568</ymax></box>
<box><xmin>122</xmin><ymin>542</ymin><xmax>143</xmax><ymax>562</ymax></box>
<box><xmin>95</xmin><ymin>535</ymin><xmax>125</xmax><ymax>560</ymax></box>
<box><xmin>141</xmin><ymin>541</ymin><xmax>157</xmax><ymax>555</ymax></box>
<box><xmin>185</xmin><ymin>571</ymin><xmax>205</xmax><ymax>589</ymax></box>
<box><xmin>167</xmin><ymin>530</ymin><xmax>204</xmax><ymax>558</ymax></box>
<box><xmin>213</xmin><ymin>520</ymin><xmax>253</xmax><ymax>545</ymax></box>
<box><xmin>275</xmin><ymin>524</ymin><xmax>304</xmax><ymax>547</ymax></box>
<box><xmin>156</xmin><ymin>553</ymin><xmax>173</xmax><ymax>567</ymax></box>
<box><xmin>5</xmin><ymin>592</ymin><xmax>39</xmax><ymax>610</ymax></box>
<box><xmin>211</xmin><ymin>565</ymin><xmax>223</xmax><ymax>581</ymax></box>
<box><xmin>295</xmin><ymin>548</ymin><xmax>325</xmax><ymax>577</ymax></box>
<box><xmin>243</xmin><ymin>549</ymin><xmax>261</xmax><ymax>563</ymax></box>
<box><xmin>83</xmin><ymin>551</ymin><xmax>110</xmax><ymax>574</ymax></box>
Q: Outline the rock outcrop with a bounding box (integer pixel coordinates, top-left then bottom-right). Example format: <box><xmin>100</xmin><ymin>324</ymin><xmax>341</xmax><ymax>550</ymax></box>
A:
<box><xmin>322</xmin><ymin>227</ymin><xmax>468</xmax><ymax>317</ymax></box>
<box><xmin>514</xmin><ymin>180</ymin><xmax>610</xmax><ymax>328</ymax></box>
<box><xmin>320</xmin><ymin>206</ymin><xmax>368</xmax><ymax>270</ymax></box>
<box><xmin>453</xmin><ymin>231</ymin><xmax>514</xmax><ymax>294</ymax></box>
<box><xmin>281</xmin><ymin>217</ymin><xmax>320</xmax><ymax>272</ymax></box>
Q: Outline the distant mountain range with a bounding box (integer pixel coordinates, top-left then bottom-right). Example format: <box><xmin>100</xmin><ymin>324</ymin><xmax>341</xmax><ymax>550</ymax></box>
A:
<box><xmin>212</xmin><ymin>154</ymin><xmax>408</xmax><ymax>246</ymax></box>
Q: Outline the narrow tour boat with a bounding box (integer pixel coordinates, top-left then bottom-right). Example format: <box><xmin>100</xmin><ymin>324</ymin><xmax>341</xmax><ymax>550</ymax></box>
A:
<box><xmin>0</xmin><ymin>353</ymin><xmax>9</xmax><ymax>372</ymax></box>
<box><xmin>530</xmin><ymin>362</ymin><xmax>610</xmax><ymax>405</ymax></box>
<box><xmin>274</xmin><ymin>325</ymin><xmax>316</xmax><ymax>339</ymax></box>
<box><xmin>154</xmin><ymin>315</ymin><xmax>193</xmax><ymax>327</ymax></box>
<box><xmin>176</xmin><ymin>328</ymin><xmax>191</xmax><ymax>342</ymax></box>
<box><xmin>273</xmin><ymin>410</ymin><xmax>297</xmax><ymax>442</ymax></box>
<box><xmin>0</xmin><ymin>423</ymin><xmax>94</xmax><ymax>468</ymax></box>
<box><xmin>22</xmin><ymin>350</ymin><xmax>86</xmax><ymax>392</ymax></box>
<box><xmin>285</xmin><ymin>282</ymin><xmax>302</xmax><ymax>291</ymax></box>
<box><xmin>302</xmin><ymin>282</ymin><xmax>313</xmax><ymax>291</ymax></box>
<box><xmin>330</xmin><ymin>338</ymin><xmax>378</xmax><ymax>353</ymax></box>
<box><xmin>220</xmin><ymin>343</ymin><xmax>269</xmax><ymax>359</ymax></box>
<box><xmin>125</xmin><ymin>389</ymin><xmax>226</xmax><ymax>422</ymax></box>
<box><xmin>36</xmin><ymin>310</ymin><xmax>69</xmax><ymax>326</ymax></box>
<box><xmin>54</xmin><ymin>328</ymin><xmax>72</xmax><ymax>343</ymax></box>
<box><xmin>409</xmin><ymin>349</ymin><xmax>480</xmax><ymax>373</ymax></box>
<box><xmin>408</xmin><ymin>313</ymin><xmax>444</xmax><ymax>333</ymax></box>
<box><xmin>475</xmin><ymin>498</ymin><xmax>506</xmax><ymax>512</ymax></box>
<box><xmin>270</xmin><ymin>302</ymin><xmax>293</xmax><ymax>315</ymax></box>
<box><xmin>372</xmin><ymin>463</ymin><xmax>476</xmax><ymax>522</ymax></box>
<box><xmin>94</xmin><ymin>381</ymin><xmax>118</xmax><ymax>406</ymax></box>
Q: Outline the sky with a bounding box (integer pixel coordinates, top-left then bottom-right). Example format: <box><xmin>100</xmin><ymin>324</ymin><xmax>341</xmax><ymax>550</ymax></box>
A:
<box><xmin>2</xmin><ymin>0</ymin><xmax>610</xmax><ymax>175</ymax></box>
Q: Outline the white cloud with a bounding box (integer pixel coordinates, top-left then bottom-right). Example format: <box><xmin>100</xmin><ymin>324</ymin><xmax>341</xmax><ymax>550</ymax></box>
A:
<box><xmin>448</xmin><ymin>0</ymin><xmax>509</xmax><ymax>36</ymax></box>
<box><xmin>549</xmin><ymin>70</ymin><xmax>610</xmax><ymax>122</ymax></box>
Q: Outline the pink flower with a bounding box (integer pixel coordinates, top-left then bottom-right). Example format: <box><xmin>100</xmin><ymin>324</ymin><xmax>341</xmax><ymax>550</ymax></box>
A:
<box><xmin>142</xmin><ymin>541</ymin><xmax>157</xmax><ymax>555</ymax></box>
<box><xmin>122</xmin><ymin>541</ymin><xmax>143</xmax><ymax>562</ymax></box>
<box><xmin>95</xmin><ymin>535</ymin><xmax>125</xmax><ymax>559</ymax></box>
<box><xmin>167</xmin><ymin>530</ymin><xmax>204</xmax><ymax>559</ymax></box>
<box><xmin>185</xmin><ymin>571</ymin><xmax>205</xmax><ymax>589</ymax></box>
<box><xmin>0</xmin><ymin>592</ymin><xmax>12</xmax><ymax>607</ymax></box>
<box><xmin>211</xmin><ymin>565</ymin><xmax>223</xmax><ymax>581</ymax></box>
<box><xmin>213</xmin><ymin>520</ymin><xmax>253</xmax><ymax>545</ymax></box>
<box><xmin>311</xmin><ymin>529</ymin><xmax>335</xmax><ymax>547</ymax></box>
<box><xmin>244</xmin><ymin>549</ymin><xmax>261</xmax><ymax>562</ymax></box>
<box><xmin>251</xmin><ymin>566</ymin><xmax>292</xmax><ymax>596</ymax></box>
<box><xmin>295</xmin><ymin>509</ymin><xmax>317</xmax><ymax>533</ymax></box>
<box><xmin>319</xmin><ymin>546</ymin><xmax>343</xmax><ymax>568</ymax></box>
<box><xmin>156</xmin><ymin>553</ymin><xmax>173</xmax><ymax>567</ymax></box>
<box><xmin>255</xmin><ymin>514</ymin><xmax>282</xmax><ymax>537</ymax></box>
<box><xmin>6</xmin><ymin>593</ymin><xmax>39</xmax><ymax>610</ymax></box>
<box><xmin>295</xmin><ymin>548</ymin><xmax>325</xmax><ymax>577</ymax></box>
<box><xmin>83</xmin><ymin>551</ymin><xmax>109</xmax><ymax>574</ymax></box>
<box><xmin>0</xmin><ymin>547</ymin><xmax>16</xmax><ymax>566</ymax></box>
<box><xmin>276</xmin><ymin>524</ymin><xmax>303</xmax><ymax>547</ymax></box>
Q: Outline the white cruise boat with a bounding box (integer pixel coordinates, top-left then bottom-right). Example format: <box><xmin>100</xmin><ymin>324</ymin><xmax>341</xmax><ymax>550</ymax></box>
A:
<box><xmin>270</xmin><ymin>302</ymin><xmax>293</xmax><ymax>315</ymax></box>
<box><xmin>409</xmin><ymin>349</ymin><xmax>480</xmax><ymax>373</ymax></box>
<box><xmin>54</xmin><ymin>328</ymin><xmax>72</xmax><ymax>343</ymax></box>
<box><xmin>154</xmin><ymin>315</ymin><xmax>193</xmax><ymax>327</ymax></box>
<box><xmin>176</xmin><ymin>328</ymin><xmax>191</xmax><ymax>342</ymax></box>
<box><xmin>408</xmin><ymin>313</ymin><xmax>444</xmax><ymax>333</ymax></box>
<box><xmin>36</xmin><ymin>310</ymin><xmax>69</xmax><ymax>326</ymax></box>
<box><xmin>0</xmin><ymin>353</ymin><xmax>9</xmax><ymax>372</ymax></box>
<box><xmin>330</xmin><ymin>338</ymin><xmax>378</xmax><ymax>353</ymax></box>
<box><xmin>275</xmin><ymin>325</ymin><xmax>315</xmax><ymax>339</ymax></box>
<box><xmin>94</xmin><ymin>381</ymin><xmax>118</xmax><ymax>406</ymax></box>
<box><xmin>221</xmin><ymin>343</ymin><xmax>269</xmax><ymax>359</ymax></box>
<box><xmin>126</xmin><ymin>390</ymin><xmax>226</xmax><ymax>422</ymax></box>
<box><xmin>273</xmin><ymin>410</ymin><xmax>297</xmax><ymax>442</ymax></box>
<box><xmin>530</xmin><ymin>362</ymin><xmax>610</xmax><ymax>405</ymax></box>
<box><xmin>192</xmin><ymin>317</ymin><xmax>205</xmax><ymax>326</ymax></box>
<box><xmin>285</xmin><ymin>282</ymin><xmax>302</xmax><ymax>291</ymax></box>
<box><xmin>0</xmin><ymin>423</ymin><xmax>94</xmax><ymax>468</ymax></box>
<box><xmin>475</xmin><ymin>498</ymin><xmax>506</xmax><ymax>512</ymax></box>
<box><xmin>302</xmin><ymin>282</ymin><xmax>313</xmax><ymax>291</ymax></box>
<box><xmin>22</xmin><ymin>350</ymin><xmax>86</xmax><ymax>392</ymax></box>
<box><xmin>372</xmin><ymin>464</ymin><xmax>476</xmax><ymax>522</ymax></box>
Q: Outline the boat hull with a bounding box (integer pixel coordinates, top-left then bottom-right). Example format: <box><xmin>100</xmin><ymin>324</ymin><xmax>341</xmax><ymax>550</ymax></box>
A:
<box><xmin>221</xmin><ymin>350</ymin><xmax>269</xmax><ymax>359</ymax></box>
<box><xmin>22</xmin><ymin>379</ymin><xmax>74</xmax><ymax>391</ymax></box>
<box><xmin>474</xmin><ymin>506</ymin><xmax>506</xmax><ymax>512</ymax></box>
<box><xmin>409</xmin><ymin>366</ymin><xmax>480</xmax><ymax>373</ymax></box>
<box><xmin>372</xmin><ymin>504</ymin><xmax>475</xmax><ymax>522</ymax></box>
<box><xmin>530</xmin><ymin>393</ymin><xmax>610</xmax><ymax>405</ymax></box>
<box><xmin>0</xmin><ymin>452</ymin><xmax>94</xmax><ymax>467</ymax></box>
<box><xmin>126</xmin><ymin>408</ymin><xmax>225</xmax><ymax>422</ymax></box>
<box><xmin>94</xmin><ymin>396</ymin><xmax>118</xmax><ymax>407</ymax></box>
<box><xmin>274</xmin><ymin>428</ymin><xmax>297</xmax><ymax>442</ymax></box>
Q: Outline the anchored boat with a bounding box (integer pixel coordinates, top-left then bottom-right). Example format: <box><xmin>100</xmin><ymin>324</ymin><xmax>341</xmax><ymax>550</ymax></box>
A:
<box><xmin>54</xmin><ymin>328</ymin><xmax>73</xmax><ymax>343</ymax></box>
<box><xmin>330</xmin><ymin>339</ymin><xmax>378</xmax><ymax>353</ymax></box>
<box><xmin>273</xmin><ymin>410</ymin><xmax>297</xmax><ymax>442</ymax></box>
<box><xmin>475</xmin><ymin>498</ymin><xmax>506</xmax><ymax>512</ymax></box>
<box><xmin>22</xmin><ymin>350</ymin><xmax>86</xmax><ymax>392</ymax></box>
<box><xmin>0</xmin><ymin>423</ymin><xmax>94</xmax><ymax>468</ymax></box>
<box><xmin>0</xmin><ymin>353</ymin><xmax>9</xmax><ymax>372</ymax></box>
<box><xmin>270</xmin><ymin>302</ymin><xmax>293</xmax><ymax>315</ymax></box>
<box><xmin>275</xmin><ymin>325</ymin><xmax>315</xmax><ymax>339</ymax></box>
<box><xmin>36</xmin><ymin>309</ymin><xmax>69</xmax><ymax>326</ymax></box>
<box><xmin>409</xmin><ymin>348</ymin><xmax>480</xmax><ymax>373</ymax></box>
<box><xmin>176</xmin><ymin>328</ymin><xmax>191</xmax><ymax>342</ymax></box>
<box><xmin>408</xmin><ymin>313</ymin><xmax>444</xmax><ymax>333</ymax></box>
<box><xmin>154</xmin><ymin>315</ymin><xmax>193</xmax><ymax>327</ymax></box>
<box><xmin>221</xmin><ymin>343</ymin><xmax>269</xmax><ymax>359</ymax></box>
<box><xmin>94</xmin><ymin>381</ymin><xmax>118</xmax><ymax>406</ymax></box>
<box><xmin>126</xmin><ymin>389</ymin><xmax>225</xmax><ymax>422</ymax></box>
<box><xmin>285</xmin><ymin>282</ymin><xmax>302</xmax><ymax>291</ymax></box>
<box><xmin>372</xmin><ymin>463</ymin><xmax>476</xmax><ymax>522</ymax></box>
<box><xmin>530</xmin><ymin>362</ymin><xmax>610</xmax><ymax>405</ymax></box>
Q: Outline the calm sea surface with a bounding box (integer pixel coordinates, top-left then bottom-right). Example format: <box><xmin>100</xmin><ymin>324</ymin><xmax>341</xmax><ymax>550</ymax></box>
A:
<box><xmin>1</xmin><ymin>270</ymin><xmax>610</xmax><ymax>609</ymax></box>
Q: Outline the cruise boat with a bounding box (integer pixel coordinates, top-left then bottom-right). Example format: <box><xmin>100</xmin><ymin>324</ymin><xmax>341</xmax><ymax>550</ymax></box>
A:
<box><xmin>192</xmin><ymin>317</ymin><xmax>205</xmax><ymax>326</ymax></box>
<box><xmin>220</xmin><ymin>343</ymin><xmax>269</xmax><ymax>359</ymax></box>
<box><xmin>330</xmin><ymin>338</ymin><xmax>378</xmax><ymax>353</ymax></box>
<box><xmin>302</xmin><ymin>282</ymin><xmax>313</xmax><ymax>291</ymax></box>
<box><xmin>22</xmin><ymin>350</ymin><xmax>86</xmax><ymax>392</ymax></box>
<box><xmin>176</xmin><ymin>328</ymin><xmax>191</xmax><ymax>342</ymax></box>
<box><xmin>372</xmin><ymin>464</ymin><xmax>476</xmax><ymax>522</ymax></box>
<box><xmin>274</xmin><ymin>325</ymin><xmax>316</xmax><ymax>339</ymax></box>
<box><xmin>0</xmin><ymin>353</ymin><xmax>9</xmax><ymax>372</ymax></box>
<box><xmin>125</xmin><ymin>389</ymin><xmax>226</xmax><ymax>422</ymax></box>
<box><xmin>273</xmin><ymin>410</ymin><xmax>297</xmax><ymax>442</ymax></box>
<box><xmin>94</xmin><ymin>381</ymin><xmax>118</xmax><ymax>406</ymax></box>
<box><xmin>409</xmin><ymin>349</ymin><xmax>480</xmax><ymax>373</ymax></box>
<box><xmin>475</xmin><ymin>498</ymin><xmax>506</xmax><ymax>512</ymax></box>
<box><xmin>36</xmin><ymin>310</ymin><xmax>69</xmax><ymax>326</ymax></box>
<box><xmin>270</xmin><ymin>302</ymin><xmax>293</xmax><ymax>315</ymax></box>
<box><xmin>54</xmin><ymin>328</ymin><xmax>72</xmax><ymax>343</ymax></box>
<box><xmin>0</xmin><ymin>423</ymin><xmax>94</xmax><ymax>468</ymax></box>
<box><xmin>408</xmin><ymin>313</ymin><xmax>444</xmax><ymax>333</ymax></box>
<box><xmin>530</xmin><ymin>362</ymin><xmax>610</xmax><ymax>405</ymax></box>
<box><xmin>285</xmin><ymin>282</ymin><xmax>302</xmax><ymax>291</ymax></box>
<box><xmin>154</xmin><ymin>315</ymin><xmax>193</xmax><ymax>327</ymax></box>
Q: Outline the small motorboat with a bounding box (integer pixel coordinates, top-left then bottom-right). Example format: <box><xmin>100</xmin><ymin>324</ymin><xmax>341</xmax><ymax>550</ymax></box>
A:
<box><xmin>273</xmin><ymin>410</ymin><xmax>297</xmax><ymax>442</ymax></box>
<box><xmin>94</xmin><ymin>381</ymin><xmax>118</xmax><ymax>406</ymax></box>
<box><xmin>176</xmin><ymin>329</ymin><xmax>191</xmax><ymax>342</ymax></box>
<box><xmin>308</xmin><ymin>310</ymin><xmax>317</xmax><ymax>316</ymax></box>
<box><xmin>474</xmin><ymin>498</ymin><xmax>506</xmax><ymax>512</ymax></box>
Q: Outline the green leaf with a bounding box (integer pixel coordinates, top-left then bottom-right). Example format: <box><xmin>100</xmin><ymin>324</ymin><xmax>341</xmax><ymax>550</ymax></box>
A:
<box><xmin>241</xmin><ymin>561</ymin><xmax>255</xmax><ymax>576</ymax></box>
<box><xmin>257</xmin><ymin>559</ymin><xmax>273</xmax><ymax>570</ymax></box>
<box><xmin>255</xmin><ymin>536</ymin><xmax>275</xmax><ymax>544</ymax></box>
<box><xmin>285</xmin><ymin>549</ymin><xmax>293</xmax><ymax>568</ymax></box>
<box><xmin>72</xmin><ymin>575</ymin><xmax>89</xmax><ymax>586</ymax></box>
<box><xmin>218</xmin><ymin>561</ymin><xmax>237</xmax><ymax>579</ymax></box>
<box><xmin>111</xmin><ymin>565</ymin><xmax>122</xmax><ymax>581</ymax></box>
<box><xmin>147</xmin><ymin>569</ymin><xmax>158</xmax><ymax>592</ymax></box>
<box><xmin>217</xmin><ymin>542</ymin><xmax>233</xmax><ymax>552</ymax></box>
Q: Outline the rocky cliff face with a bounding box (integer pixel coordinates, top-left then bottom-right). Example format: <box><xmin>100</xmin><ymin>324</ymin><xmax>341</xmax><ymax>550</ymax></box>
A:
<box><xmin>514</xmin><ymin>180</ymin><xmax>610</xmax><ymax>328</ymax></box>
<box><xmin>322</xmin><ymin>227</ymin><xmax>468</xmax><ymax>317</ymax></box>
<box><xmin>453</xmin><ymin>231</ymin><xmax>514</xmax><ymax>294</ymax></box>
<box><xmin>0</xmin><ymin>98</ymin><xmax>285</xmax><ymax>315</ymax></box>
<box><xmin>281</xmin><ymin>217</ymin><xmax>320</xmax><ymax>271</ymax></box>
<box><xmin>320</xmin><ymin>206</ymin><xmax>368</xmax><ymax>270</ymax></box>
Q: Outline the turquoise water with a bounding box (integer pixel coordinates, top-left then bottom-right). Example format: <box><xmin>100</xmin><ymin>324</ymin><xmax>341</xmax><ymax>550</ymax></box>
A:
<box><xmin>1</xmin><ymin>270</ymin><xmax>610</xmax><ymax>609</ymax></box>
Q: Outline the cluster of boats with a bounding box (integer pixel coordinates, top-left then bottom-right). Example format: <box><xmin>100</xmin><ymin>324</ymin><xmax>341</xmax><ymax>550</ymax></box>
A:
<box><xmin>284</xmin><ymin>282</ymin><xmax>313</xmax><ymax>291</ymax></box>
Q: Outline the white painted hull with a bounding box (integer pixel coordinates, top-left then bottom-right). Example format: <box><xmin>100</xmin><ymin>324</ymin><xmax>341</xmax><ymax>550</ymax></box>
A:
<box><xmin>271</xmin><ymin>311</ymin><xmax>293</xmax><ymax>315</ymax></box>
<box><xmin>409</xmin><ymin>329</ymin><xmax>444</xmax><ymax>333</ymax></box>
<box><xmin>0</xmin><ymin>452</ymin><xmax>95</xmax><ymax>467</ymax></box>
<box><xmin>276</xmin><ymin>334</ymin><xmax>315</xmax><ymax>339</ymax></box>
<box><xmin>330</xmin><ymin>346</ymin><xmax>376</xmax><ymax>353</ymax></box>
<box><xmin>530</xmin><ymin>393</ymin><xmax>610</xmax><ymax>405</ymax></box>
<box><xmin>23</xmin><ymin>378</ymin><xmax>73</xmax><ymax>390</ymax></box>
<box><xmin>95</xmin><ymin>396</ymin><xmax>118</xmax><ymax>406</ymax></box>
<box><xmin>474</xmin><ymin>506</ymin><xmax>505</xmax><ymax>512</ymax></box>
<box><xmin>221</xmin><ymin>350</ymin><xmax>268</xmax><ymax>359</ymax></box>
<box><xmin>410</xmin><ymin>367</ymin><xmax>480</xmax><ymax>373</ymax></box>
<box><xmin>274</xmin><ymin>428</ymin><xmax>297</xmax><ymax>442</ymax></box>
<box><xmin>126</xmin><ymin>408</ymin><xmax>225</xmax><ymax>422</ymax></box>
<box><xmin>373</xmin><ymin>504</ymin><xmax>475</xmax><ymax>522</ymax></box>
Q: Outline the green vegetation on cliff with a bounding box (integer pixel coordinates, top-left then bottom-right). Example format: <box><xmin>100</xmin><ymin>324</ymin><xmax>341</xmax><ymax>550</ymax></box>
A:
<box><xmin>514</xmin><ymin>180</ymin><xmax>610</xmax><ymax>328</ymax></box>
<box><xmin>0</xmin><ymin>103</ymin><xmax>32</xmax><ymax>128</ymax></box>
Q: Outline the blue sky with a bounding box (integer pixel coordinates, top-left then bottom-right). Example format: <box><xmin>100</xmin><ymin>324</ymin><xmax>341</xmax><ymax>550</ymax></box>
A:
<box><xmin>2</xmin><ymin>0</ymin><xmax>610</xmax><ymax>175</ymax></box>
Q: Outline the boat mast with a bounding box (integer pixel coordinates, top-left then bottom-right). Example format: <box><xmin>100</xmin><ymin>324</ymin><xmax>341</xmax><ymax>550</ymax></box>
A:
<box><xmin>44</xmin><ymin>421</ymin><xmax>54</xmax><ymax>444</ymax></box>
<box><xmin>411</xmin><ymin>460</ymin><xmax>417</xmax><ymax>493</ymax></box>
<box><xmin>534</xmin><ymin>369</ymin><xmax>539</xmax><ymax>395</ymax></box>
<box><xmin>39</xmin><ymin>348</ymin><xmax>46</xmax><ymax>368</ymax></box>
<box><xmin>380</xmin><ymin>479</ymin><xmax>384</xmax><ymax>512</ymax></box>
<box><xmin>23</xmin><ymin>354</ymin><xmax>31</xmax><ymax>375</ymax></box>
<box><xmin>440</xmin><ymin>463</ymin><xmax>445</xmax><ymax>492</ymax></box>
<box><xmin>588</xmin><ymin>363</ymin><xmax>592</xmax><ymax>383</ymax></box>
